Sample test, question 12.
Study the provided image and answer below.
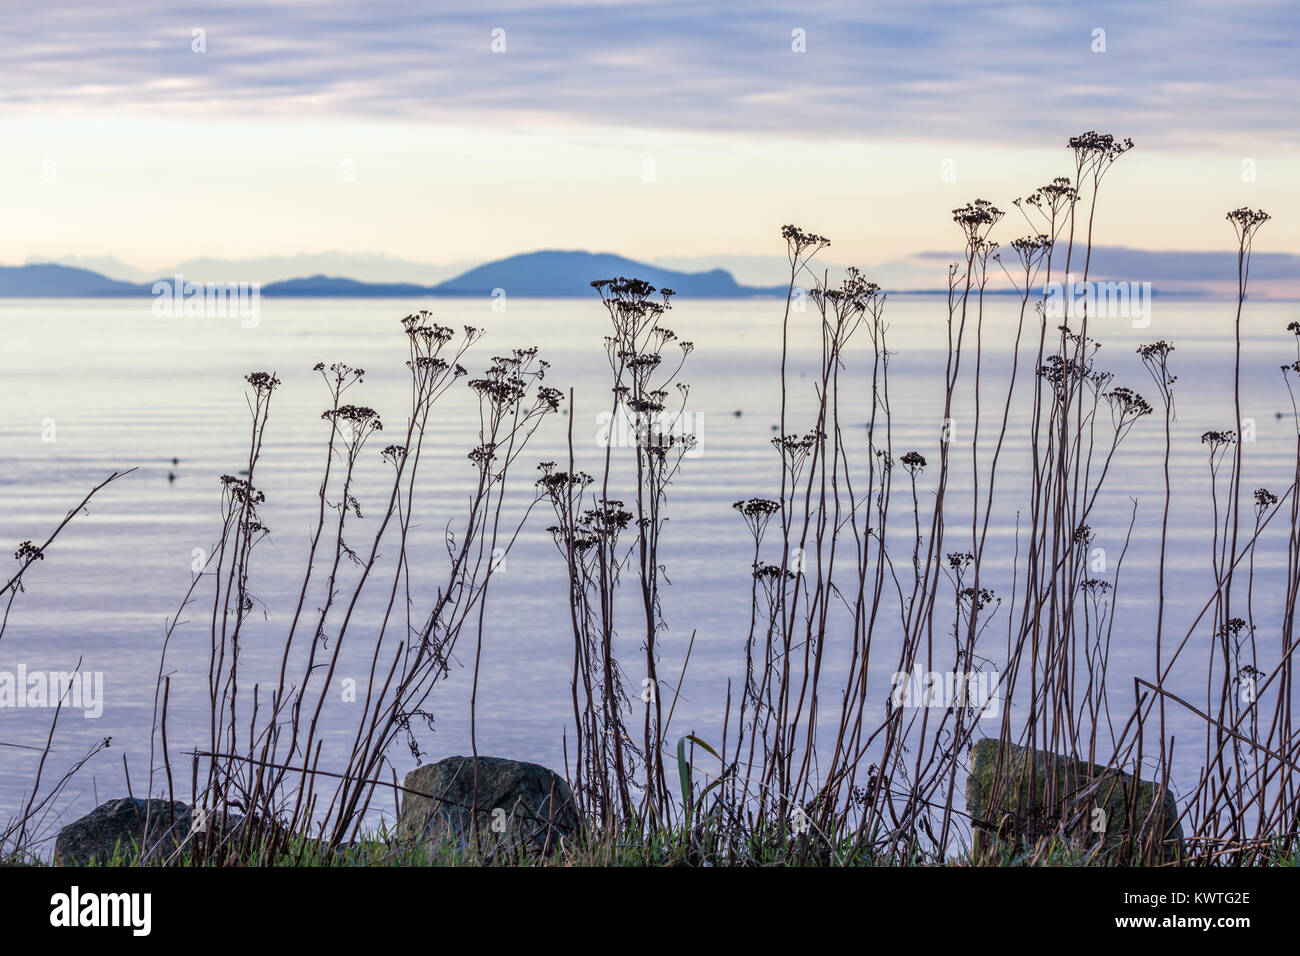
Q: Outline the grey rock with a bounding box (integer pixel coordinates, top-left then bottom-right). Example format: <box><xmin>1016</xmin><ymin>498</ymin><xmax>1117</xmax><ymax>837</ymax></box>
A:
<box><xmin>967</xmin><ymin>738</ymin><xmax>1183</xmax><ymax>861</ymax></box>
<box><xmin>53</xmin><ymin>798</ymin><xmax>193</xmax><ymax>866</ymax></box>
<box><xmin>397</xmin><ymin>756</ymin><xmax>576</xmax><ymax>857</ymax></box>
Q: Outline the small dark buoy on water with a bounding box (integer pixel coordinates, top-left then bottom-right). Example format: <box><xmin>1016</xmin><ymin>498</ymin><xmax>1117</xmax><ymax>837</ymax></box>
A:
<box><xmin>167</xmin><ymin>472</ymin><xmax>176</xmax><ymax>482</ymax></box>
<box><xmin>172</xmin><ymin>457</ymin><xmax>179</xmax><ymax>465</ymax></box>
<box><xmin>733</xmin><ymin>409</ymin><xmax>743</xmax><ymax>417</ymax></box>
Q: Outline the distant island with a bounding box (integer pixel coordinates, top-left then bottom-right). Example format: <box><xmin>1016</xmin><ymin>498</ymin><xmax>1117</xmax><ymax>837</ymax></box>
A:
<box><xmin>1</xmin><ymin>249</ymin><xmax>1249</xmax><ymax>301</ymax></box>
<box><xmin>0</xmin><ymin>251</ymin><xmax>788</xmax><ymax>299</ymax></box>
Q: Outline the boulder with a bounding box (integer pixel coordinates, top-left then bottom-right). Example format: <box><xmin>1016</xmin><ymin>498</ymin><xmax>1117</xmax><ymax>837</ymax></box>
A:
<box><xmin>397</xmin><ymin>756</ymin><xmax>576</xmax><ymax>857</ymax></box>
<box><xmin>53</xmin><ymin>798</ymin><xmax>192</xmax><ymax>866</ymax></box>
<box><xmin>966</xmin><ymin>738</ymin><xmax>1183</xmax><ymax>861</ymax></box>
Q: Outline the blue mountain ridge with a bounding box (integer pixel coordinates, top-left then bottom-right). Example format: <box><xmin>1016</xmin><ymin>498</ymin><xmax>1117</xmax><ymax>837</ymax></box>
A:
<box><xmin>0</xmin><ymin>251</ymin><xmax>788</xmax><ymax>299</ymax></box>
<box><xmin>0</xmin><ymin>249</ymin><xmax>1214</xmax><ymax>299</ymax></box>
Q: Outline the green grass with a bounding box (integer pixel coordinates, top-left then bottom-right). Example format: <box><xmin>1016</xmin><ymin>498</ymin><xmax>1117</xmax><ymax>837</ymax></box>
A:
<box><xmin>13</xmin><ymin>821</ymin><xmax>1299</xmax><ymax>867</ymax></box>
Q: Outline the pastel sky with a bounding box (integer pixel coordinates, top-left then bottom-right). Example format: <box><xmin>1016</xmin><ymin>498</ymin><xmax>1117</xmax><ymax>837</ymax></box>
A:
<box><xmin>4</xmin><ymin>1</ymin><xmax>1298</xmax><ymax>284</ymax></box>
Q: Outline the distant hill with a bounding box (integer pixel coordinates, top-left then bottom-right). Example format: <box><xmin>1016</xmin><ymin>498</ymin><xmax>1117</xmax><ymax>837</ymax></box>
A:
<box><xmin>0</xmin><ymin>263</ymin><xmax>148</xmax><ymax>296</ymax></box>
<box><xmin>0</xmin><ymin>252</ymin><xmax>786</xmax><ymax>299</ymax></box>
<box><xmin>260</xmin><ymin>275</ymin><xmax>435</xmax><ymax>297</ymax></box>
<box><xmin>428</xmin><ymin>250</ymin><xmax>782</xmax><ymax>298</ymax></box>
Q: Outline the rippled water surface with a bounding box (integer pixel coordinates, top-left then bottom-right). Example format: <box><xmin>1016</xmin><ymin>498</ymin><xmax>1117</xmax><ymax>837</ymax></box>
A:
<box><xmin>2</xmin><ymin>294</ymin><xmax>1298</xmax><ymax>839</ymax></box>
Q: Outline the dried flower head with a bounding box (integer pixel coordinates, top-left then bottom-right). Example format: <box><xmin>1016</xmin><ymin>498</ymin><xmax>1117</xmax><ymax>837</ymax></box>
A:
<box><xmin>1068</xmin><ymin>131</ymin><xmax>1134</xmax><ymax>166</ymax></box>
<box><xmin>245</xmin><ymin>371</ymin><xmax>281</xmax><ymax>395</ymax></box>
<box><xmin>1254</xmin><ymin>487</ymin><xmax>1279</xmax><ymax>513</ymax></box>
<box><xmin>780</xmin><ymin>224</ymin><xmax>831</xmax><ymax>261</ymax></box>
<box><xmin>1226</xmin><ymin>207</ymin><xmax>1271</xmax><ymax>245</ymax></box>
<box><xmin>14</xmin><ymin>540</ymin><xmax>43</xmax><ymax>562</ymax></box>
<box><xmin>220</xmin><ymin>474</ymin><xmax>265</xmax><ymax>506</ymax></box>
<box><xmin>1104</xmin><ymin>386</ymin><xmax>1153</xmax><ymax>419</ymax></box>
<box><xmin>952</xmin><ymin>199</ymin><xmax>1004</xmax><ymax>242</ymax></box>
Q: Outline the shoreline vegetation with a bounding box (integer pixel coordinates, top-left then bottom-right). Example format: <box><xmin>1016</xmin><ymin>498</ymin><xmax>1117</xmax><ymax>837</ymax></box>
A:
<box><xmin>4</xmin><ymin>132</ymin><xmax>1300</xmax><ymax>868</ymax></box>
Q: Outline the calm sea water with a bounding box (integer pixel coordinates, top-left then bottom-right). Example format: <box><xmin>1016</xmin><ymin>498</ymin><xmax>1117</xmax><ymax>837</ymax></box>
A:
<box><xmin>2</xmin><ymin>294</ymin><xmax>1298</xmax><ymax>842</ymax></box>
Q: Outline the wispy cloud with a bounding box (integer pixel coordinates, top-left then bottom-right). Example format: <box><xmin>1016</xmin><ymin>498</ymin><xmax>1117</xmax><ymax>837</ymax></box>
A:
<box><xmin>4</xmin><ymin>1</ymin><xmax>1298</xmax><ymax>148</ymax></box>
<box><xmin>917</xmin><ymin>245</ymin><xmax>1300</xmax><ymax>282</ymax></box>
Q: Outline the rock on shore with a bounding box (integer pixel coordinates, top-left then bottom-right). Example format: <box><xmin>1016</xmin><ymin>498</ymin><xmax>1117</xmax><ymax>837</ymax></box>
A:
<box><xmin>966</xmin><ymin>738</ymin><xmax>1183</xmax><ymax>861</ymax></box>
<box><xmin>53</xmin><ymin>798</ymin><xmax>193</xmax><ymax>865</ymax></box>
<box><xmin>397</xmin><ymin>756</ymin><xmax>576</xmax><ymax>856</ymax></box>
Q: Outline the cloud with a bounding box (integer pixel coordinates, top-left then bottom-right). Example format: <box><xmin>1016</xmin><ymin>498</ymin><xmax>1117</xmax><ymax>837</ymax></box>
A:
<box><xmin>917</xmin><ymin>245</ymin><xmax>1300</xmax><ymax>282</ymax></box>
<box><xmin>3</xmin><ymin>1</ymin><xmax>1297</xmax><ymax>148</ymax></box>
<box><xmin>908</xmin><ymin>244</ymin><xmax>1300</xmax><ymax>297</ymax></box>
